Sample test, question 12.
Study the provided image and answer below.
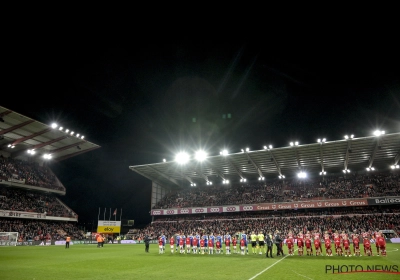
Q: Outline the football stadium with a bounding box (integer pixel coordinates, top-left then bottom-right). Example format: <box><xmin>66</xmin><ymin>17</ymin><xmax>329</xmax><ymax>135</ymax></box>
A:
<box><xmin>0</xmin><ymin>103</ymin><xmax>399</xmax><ymax>280</ymax></box>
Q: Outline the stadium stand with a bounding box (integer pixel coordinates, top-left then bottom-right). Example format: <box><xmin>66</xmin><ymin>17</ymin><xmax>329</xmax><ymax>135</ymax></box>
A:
<box><xmin>0</xmin><ymin>105</ymin><xmax>100</xmax><ymax>244</ymax></box>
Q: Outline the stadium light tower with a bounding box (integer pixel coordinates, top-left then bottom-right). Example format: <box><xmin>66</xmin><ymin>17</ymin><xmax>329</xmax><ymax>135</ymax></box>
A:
<box><xmin>175</xmin><ymin>152</ymin><xmax>190</xmax><ymax>164</ymax></box>
<box><xmin>195</xmin><ymin>150</ymin><xmax>207</xmax><ymax>162</ymax></box>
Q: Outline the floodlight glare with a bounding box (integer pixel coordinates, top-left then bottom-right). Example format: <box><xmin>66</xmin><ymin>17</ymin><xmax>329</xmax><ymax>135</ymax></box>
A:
<box><xmin>220</xmin><ymin>149</ymin><xmax>228</xmax><ymax>156</ymax></box>
<box><xmin>241</xmin><ymin>149</ymin><xmax>244</xmax><ymax>152</ymax></box>
<box><xmin>246</xmin><ymin>148</ymin><xmax>249</xmax><ymax>152</ymax></box>
<box><xmin>295</xmin><ymin>141</ymin><xmax>299</xmax><ymax>146</ymax></box>
<box><xmin>317</xmin><ymin>139</ymin><xmax>321</xmax><ymax>143</ymax></box>
<box><xmin>76</xmin><ymin>134</ymin><xmax>80</xmax><ymax>137</ymax></box>
<box><xmin>322</xmin><ymin>138</ymin><xmax>326</xmax><ymax>142</ymax></box>
<box><xmin>70</xmin><ymin>131</ymin><xmax>74</xmax><ymax>135</ymax></box>
<box><xmin>263</xmin><ymin>146</ymin><xmax>267</xmax><ymax>150</ymax></box>
<box><xmin>59</xmin><ymin>127</ymin><xmax>63</xmax><ymax>131</ymax></box>
<box><xmin>51</xmin><ymin>123</ymin><xmax>58</xmax><ymax>129</ymax></box>
<box><xmin>7</xmin><ymin>144</ymin><xmax>11</xmax><ymax>147</ymax></box>
<box><xmin>65</xmin><ymin>129</ymin><xmax>69</xmax><ymax>133</ymax></box>
<box><xmin>81</xmin><ymin>136</ymin><xmax>84</xmax><ymax>139</ymax></box>
<box><xmin>373</xmin><ymin>130</ymin><xmax>385</xmax><ymax>136</ymax></box>
<box><xmin>163</xmin><ymin>159</ymin><xmax>166</xmax><ymax>162</ymax></box>
<box><xmin>195</xmin><ymin>150</ymin><xmax>207</xmax><ymax>162</ymax></box>
<box><xmin>175</xmin><ymin>152</ymin><xmax>190</xmax><ymax>164</ymax></box>
<box><xmin>290</xmin><ymin>142</ymin><xmax>294</xmax><ymax>146</ymax></box>
<box><xmin>344</xmin><ymin>135</ymin><xmax>349</xmax><ymax>139</ymax></box>
<box><xmin>297</xmin><ymin>172</ymin><xmax>307</xmax><ymax>178</ymax></box>
<box><xmin>269</xmin><ymin>145</ymin><xmax>272</xmax><ymax>149</ymax></box>
<box><xmin>350</xmin><ymin>134</ymin><xmax>354</xmax><ymax>138</ymax></box>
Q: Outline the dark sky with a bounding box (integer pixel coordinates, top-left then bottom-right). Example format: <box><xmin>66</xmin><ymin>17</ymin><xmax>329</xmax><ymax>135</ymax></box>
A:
<box><xmin>2</xmin><ymin>39</ymin><xmax>400</xmax><ymax>226</ymax></box>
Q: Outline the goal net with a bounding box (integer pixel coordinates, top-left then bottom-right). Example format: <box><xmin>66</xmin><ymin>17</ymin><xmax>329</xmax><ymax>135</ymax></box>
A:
<box><xmin>0</xmin><ymin>232</ymin><xmax>19</xmax><ymax>246</ymax></box>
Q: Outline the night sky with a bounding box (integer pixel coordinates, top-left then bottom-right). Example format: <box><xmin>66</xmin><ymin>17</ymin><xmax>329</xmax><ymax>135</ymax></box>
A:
<box><xmin>2</xmin><ymin>40</ymin><xmax>399</xmax><ymax>227</ymax></box>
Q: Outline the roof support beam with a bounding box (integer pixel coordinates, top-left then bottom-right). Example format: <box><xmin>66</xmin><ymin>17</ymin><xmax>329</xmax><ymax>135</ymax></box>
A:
<box><xmin>245</xmin><ymin>152</ymin><xmax>264</xmax><ymax>178</ymax></box>
<box><xmin>146</xmin><ymin>166</ymin><xmax>181</xmax><ymax>188</ymax></box>
<box><xmin>293</xmin><ymin>148</ymin><xmax>302</xmax><ymax>170</ymax></box>
<box><xmin>394</xmin><ymin>152</ymin><xmax>400</xmax><ymax>165</ymax></box>
<box><xmin>208</xmin><ymin>163</ymin><xmax>226</xmax><ymax>181</ymax></box>
<box><xmin>268</xmin><ymin>150</ymin><xmax>282</xmax><ymax>176</ymax></box>
<box><xmin>344</xmin><ymin>139</ymin><xmax>352</xmax><ymax>170</ymax></box>
<box><xmin>224</xmin><ymin>157</ymin><xmax>245</xmax><ymax>180</ymax></box>
<box><xmin>11</xmin><ymin>128</ymin><xmax>51</xmax><ymax>145</ymax></box>
<box><xmin>319</xmin><ymin>143</ymin><xmax>325</xmax><ymax>172</ymax></box>
<box><xmin>368</xmin><ymin>136</ymin><xmax>383</xmax><ymax>168</ymax></box>
<box><xmin>0</xmin><ymin>110</ymin><xmax>12</xmax><ymax>117</ymax></box>
<box><xmin>131</xmin><ymin>166</ymin><xmax>179</xmax><ymax>189</ymax></box>
<box><xmin>0</xmin><ymin>120</ymin><xmax>35</xmax><ymax>135</ymax></box>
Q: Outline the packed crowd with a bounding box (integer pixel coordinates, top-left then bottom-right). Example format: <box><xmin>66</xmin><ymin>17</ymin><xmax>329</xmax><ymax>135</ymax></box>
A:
<box><xmin>152</xmin><ymin>172</ymin><xmax>400</xmax><ymax>209</ymax></box>
<box><xmin>134</xmin><ymin>210</ymin><xmax>400</xmax><ymax>242</ymax></box>
<box><xmin>0</xmin><ymin>155</ymin><xmax>64</xmax><ymax>191</ymax></box>
<box><xmin>0</xmin><ymin>218</ymin><xmax>85</xmax><ymax>241</ymax></box>
<box><xmin>0</xmin><ymin>186</ymin><xmax>76</xmax><ymax>217</ymax></box>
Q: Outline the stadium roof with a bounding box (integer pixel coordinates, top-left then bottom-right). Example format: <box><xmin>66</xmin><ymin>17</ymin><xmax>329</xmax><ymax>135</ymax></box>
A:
<box><xmin>0</xmin><ymin>105</ymin><xmax>100</xmax><ymax>162</ymax></box>
<box><xmin>130</xmin><ymin>132</ymin><xmax>400</xmax><ymax>189</ymax></box>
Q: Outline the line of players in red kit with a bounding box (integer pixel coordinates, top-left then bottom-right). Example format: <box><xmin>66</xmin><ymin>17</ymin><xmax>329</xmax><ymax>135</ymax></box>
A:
<box><xmin>286</xmin><ymin>230</ymin><xmax>387</xmax><ymax>257</ymax></box>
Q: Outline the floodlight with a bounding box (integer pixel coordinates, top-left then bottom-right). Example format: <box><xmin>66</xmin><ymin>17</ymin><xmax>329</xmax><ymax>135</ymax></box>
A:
<box><xmin>51</xmin><ymin>123</ymin><xmax>58</xmax><ymax>129</ymax></box>
<box><xmin>7</xmin><ymin>144</ymin><xmax>11</xmax><ymax>147</ymax></box>
<box><xmin>59</xmin><ymin>127</ymin><xmax>63</xmax><ymax>131</ymax></box>
<box><xmin>290</xmin><ymin>142</ymin><xmax>294</xmax><ymax>146</ymax></box>
<box><xmin>366</xmin><ymin>168</ymin><xmax>370</xmax><ymax>171</ymax></box>
<box><xmin>373</xmin><ymin>130</ymin><xmax>385</xmax><ymax>136</ymax></box>
<box><xmin>65</xmin><ymin>129</ymin><xmax>69</xmax><ymax>133</ymax></box>
<box><xmin>317</xmin><ymin>139</ymin><xmax>321</xmax><ymax>143</ymax></box>
<box><xmin>297</xmin><ymin>172</ymin><xmax>307</xmax><ymax>178</ymax></box>
<box><xmin>269</xmin><ymin>145</ymin><xmax>272</xmax><ymax>149</ymax></box>
<box><xmin>195</xmin><ymin>150</ymin><xmax>207</xmax><ymax>162</ymax></box>
<box><xmin>11</xmin><ymin>145</ymin><xmax>14</xmax><ymax>149</ymax></box>
<box><xmin>240</xmin><ymin>178</ymin><xmax>247</xmax><ymax>182</ymax></box>
<box><xmin>163</xmin><ymin>159</ymin><xmax>166</xmax><ymax>162</ymax></box>
<box><xmin>81</xmin><ymin>136</ymin><xmax>84</xmax><ymax>139</ymax></box>
<box><xmin>43</xmin><ymin>154</ymin><xmax>52</xmax><ymax>159</ymax></box>
<box><xmin>175</xmin><ymin>152</ymin><xmax>190</xmax><ymax>164</ymax></box>
<box><xmin>263</xmin><ymin>146</ymin><xmax>267</xmax><ymax>150</ymax></box>
<box><xmin>246</xmin><ymin>148</ymin><xmax>249</xmax><ymax>152</ymax></box>
<box><xmin>295</xmin><ymin>141</ymin><xmax>299</xmax><ymax>146</ymax></box>
<box><xmin>350</xmin><ymin>134</ymin><xmax>354</xmax><ymax>138</ymax></box>
<box><xmin>70</xmin><ymin>131</ymin><xmax>74</xmax><ymax>135</ymax></box>
<box><xmin>220</xmin><ymin>149</ymin><xmax>228</xmax><ymax>156</ymax></box>
<box><xmin>319</xmin><ymin>171</ymin><xmax>326</xmax><ymax>175</ymax></box>
<box><xmin>241</xmin><ymin>149</ymin><xmax>244</xmax><ymax>152</ymax></box>
<box><xmin>344</xmin><ymin>135</ymin><xmax>349</xmax><ymax>139</ymax></box>
<box><xmin>322</xmin><ymin>138</ymin><xmax>326</xmax><ymax>142</ymax></box>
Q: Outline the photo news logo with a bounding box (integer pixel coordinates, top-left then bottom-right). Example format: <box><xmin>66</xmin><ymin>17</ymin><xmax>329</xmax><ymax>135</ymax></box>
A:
<box><xmin>325</xmin><ymin>264</ymin><xmax>399</xmax><ymax>274</ymax></box>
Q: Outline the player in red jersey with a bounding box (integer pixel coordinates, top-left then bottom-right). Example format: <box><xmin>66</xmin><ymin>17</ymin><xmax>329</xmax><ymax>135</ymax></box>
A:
<box><xmin>376</xmin><ymin>232</ymin><xmax>386</xmax><ymax>257</ymax></box>
<box><xmin>314</xmin><ymin>236</ymin><xmax>321</xmax><ymax>256</ymax></box>
<box><xmin>179</xmin><ymin>236</ymin><xmax>184</xmax><ymax>254</ymax></box>
<box><xmin>373</xmin><ymin>229</ymin><xmax>380</xmax><ymax>256</ymax></box>
<box><xmin>363</xmin><ymin>235</ymin><xmax>372</xmax><ymax>256</ymax></box>
<box><xmin>216</xmin><ymin>240</ymin><xmax>221</xmax><ymax>254</ymax></box>
<box><xmin>208</xmin><ymin>239</ymin><xmax>214</xmax><ymax>254</ymax></box>
<box><xmin>305</xmin><ymin>231</ymin><xmax>313</xmax><ymax>255</ymax></box>
<box><xmin>169</xmin><ymin>236</ymin><xmax>175</xmax><ymax>253</ymax></box>
<box><xmin>352</xmin><ymin>234</ymin><xmax>361</xmax><ymax>256</ymax></box>
<box><xmin>192</xmin><ymin>236</ymin><xmax>198</xmax><ymax>254</ymax></box>
<box><xmin>232</xmin><ymin>237</ymin><xmax>237</xmax><ymax>254</ymax></box>
<box><xmin>333</xmin><ymin>232</ymin><xmax>342</xmax><ymax>256</ymax></box>
<box><xmin>305</xmin><ymin>236</ymin><xmax>312</xmax><ymax>256</ymax></box>
<box><xmin>324</xmin><ymin>233</ymin><xmax>332</xmax><ymax>256</ymax></box>
<box><xmin>186</xmin><ymin>236</ymin><xmax>191</xmax><ymax>254</ymax></box>
<box><xmin>158</xmin><ymin>236</ymin><xmax>164</xmax><ymax>254</ymax></box>
<box><xmin>225</xmin><ymin>236</ymin><xmax>231</xmax><ymax>255</ymax></box>
<box><xmin>200</xmin><ymin>238</ymin><xmax>205</xmax><ymax>254</ymax></box>
<box><xmin>240</xmin><ymin>238</ymin><xmax>245</xmax><ymax>255</ymax></box>
<box><xmin>342</xmin><ymin>236</ymin><xmax>351</xmax><ymax>257</ymax></box>
<box><xmin>286</xmin><ymin>232</ymin><xmax>294</xmax><ymax>256</ymax></box>
<box><xmin>297</xmin><ymin>233</ymin><xmax>304</xmax><ymax>256</ymax></box>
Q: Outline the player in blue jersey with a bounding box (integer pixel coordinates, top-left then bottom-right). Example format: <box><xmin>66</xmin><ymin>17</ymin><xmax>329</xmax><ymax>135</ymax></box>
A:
<box><xmin>175</xmin><ymin>232</ymin><xmax>181</xmax><ymax>252</ymax></box>
<box><xmin>224</xmin><ymin>232</ymin><xmax>232</xmax><ymax>254</ymax></box>
<box><xmin>195</xmin><ymin>232</ymin><xmax>201</xmax><ymax>252</ymax></box>
<box><xmin>216</xmin><ymin>233</ymin><xmax>223</xmax><ymax>254</ymax></box>
<box><xmin>161</xmin><ymin>233</ymin><xmax>166</xmax><ymax>253</ymax></box>
<box><xmin>203</xmin><ymin>234</ymin><xmax>208</xmax><ymax>254</ymax></box>
<box><xmin>181</xmin><ymin>233</ymin><xmax>186</xmax><ymax>252</ymax></box>
<box><xmin>241</xmin><ymin>231</ymin><xmax>249</xmax><ymax>254</ymax></box>
<box><xmin>209</xmin><ymin>233</ymin><xmax>215</xmax><ymax>248</ymax></box>
<box><xmin>189</xmin><ymin>233</ymin><xmax>194</xmax><ymax>253</ymax></box>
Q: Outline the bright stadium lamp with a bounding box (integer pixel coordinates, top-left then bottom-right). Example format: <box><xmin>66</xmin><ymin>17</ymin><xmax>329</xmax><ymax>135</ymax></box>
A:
<box><xmin>297</xmin><ymin>172</ymin><xmax>307</xmax><ymax>178</ymax></box>
<box><xmin>175</xmin><ymin>152</ymin><xmax>190</xmax><ymax>164</ymax></box>
<box><xmin>295</xmin><ymin>141</ymin><xmax>299</xmax><ymax>146</ymax></box>
<box><xmin>246</xmin><ymin>147</ymin><xmax>249</xmax><ymax>152</ymax></box>
<box><xmin>373</xmin><ymin>130</ymin><xmax>385</xmax><ymax>136</ymax></box>
<box><xmin>163</xmin><ymin>159</ymin><xmax>166</xmax><ymax>162</ymax></box>
<box><xmin>51</xmin><ymin>123</ymin><xmax>58</xmax><ymax>129</ymax></box>
<box><xmin>290</xmin><ymin>142</ymin><xmax>294</xmax><ymax>146</ymax></box>
<box><xmin>195</xmin><ymin>150</ymin><xmax>207</xmax><ymax>162</ymax></box>
<box><xmin>220</xmin><ymin>149</ymin><xmax>228</xmax><ymax>156</ymax></box>
<box><xmin>59</xmin><ymin>126</ymin><xmax>63</xmax><ymax>131</ymax></box>
<box><xmin>81</xmin><ymin>135</ymin><xmax>84</xmax><ymax>139</ymax></box>
<box><xmin>65</xmin><ymin>129</ymin><xmax>69</xmax><ymax>133</ymax></box>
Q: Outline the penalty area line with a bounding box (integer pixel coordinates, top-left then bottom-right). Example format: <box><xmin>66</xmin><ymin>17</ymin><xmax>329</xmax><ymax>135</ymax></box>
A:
<box><xmin>248</xmin><ymin>249</ymin><xmax>298</xmax><ymax>280</ymax></box>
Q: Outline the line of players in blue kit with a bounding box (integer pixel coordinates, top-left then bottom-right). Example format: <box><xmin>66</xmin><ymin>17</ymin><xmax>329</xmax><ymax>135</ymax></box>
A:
<box><xmin>157</xmin><ymin>231</ymin><xmax>262</xmax><ymax>255</ymax></box>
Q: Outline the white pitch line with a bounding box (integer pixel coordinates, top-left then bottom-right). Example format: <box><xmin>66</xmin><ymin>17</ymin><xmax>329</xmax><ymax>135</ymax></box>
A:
<box><xmin>248</xmin><ymin>249</ymin><xmax>298</xmax><ymax>280</ymax></box>
<box><xmin>291</xmin><ymin>270</ymin><xmax>314</xmax><ymax>280</ymax></box>
<box><xmin>386</xmin><ymin>248</ymin><xmax>399</xmax><ymax>253</ymax></box>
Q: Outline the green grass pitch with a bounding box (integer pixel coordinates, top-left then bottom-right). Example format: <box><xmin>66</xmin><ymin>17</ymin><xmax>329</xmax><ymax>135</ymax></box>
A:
<box><xmin>1</xmin><ymin>243</ymin><xmax>399</xmax><ymax>280</ymax></box>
